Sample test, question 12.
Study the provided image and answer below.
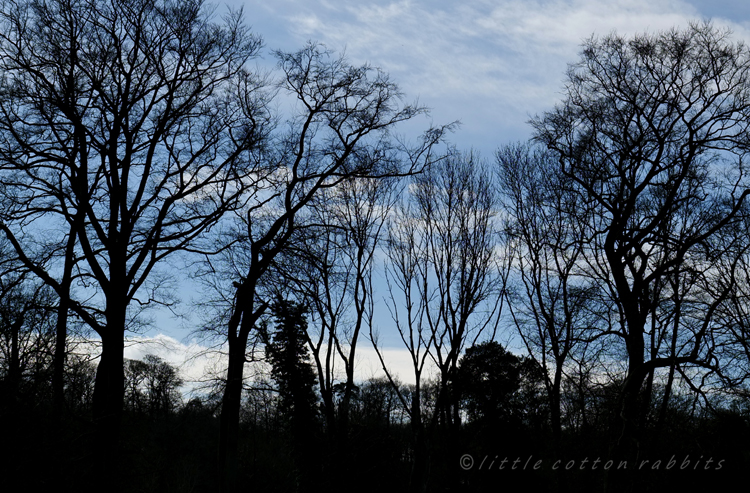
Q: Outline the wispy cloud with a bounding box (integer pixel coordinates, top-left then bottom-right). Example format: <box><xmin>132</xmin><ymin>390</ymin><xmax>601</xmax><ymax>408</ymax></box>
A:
<box><xmin>236</xmin><ymin>0</ymin><xmax>748</xmax><ymax>150</ymax></box>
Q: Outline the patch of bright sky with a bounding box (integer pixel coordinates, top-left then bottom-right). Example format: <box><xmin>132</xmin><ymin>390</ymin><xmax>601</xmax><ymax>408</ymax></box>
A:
<box><xmin>137</xmin><ymin>0</ymin><xmax>750</xmax><ymax>386</ymax></box>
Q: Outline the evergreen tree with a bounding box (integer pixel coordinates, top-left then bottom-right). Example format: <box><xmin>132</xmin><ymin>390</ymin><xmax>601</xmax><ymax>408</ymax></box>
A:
<box><xmin>266</xmin><ymin>298</ymin><xmax>319</xmax><ymax>489</ymax></box>
<box><xmin>267</xmin><ymin>299</ymin><xmax>318</xmax><ymax>427</ymax></box>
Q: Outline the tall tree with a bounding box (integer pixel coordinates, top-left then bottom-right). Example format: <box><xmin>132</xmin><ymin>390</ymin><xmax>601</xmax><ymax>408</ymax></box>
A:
<box><xmin>265</xmin><ymin>298</ymin><xmax>318</xmax><ymax>488</ymax></box>
<box><xmin>0</xmin><ymin>0</ymin><xmax>266</xmax><ymax>486</ymax></box>
<box><xmin>280</xmin><ymin>175</ymin><xmax>398</xmax><ymax>439</ymax></box>
<box><xmin>214</xmin><ymin>43</ymin><xmax>448</xmax><ymax>492</ymax></box>
<box><xmin>375</xmin><ymin>149</ymin><xmax>504</xmax><ymax>492</ymax></box>
<box><xmin>497</xmin><ymin>142</ymin><xmax>610</xmax><ymax>453</ymax></box>
<box><xmin>533</xmin><ymin>22</ymin><xmax>750</xmax><ymax>478</ymax></box>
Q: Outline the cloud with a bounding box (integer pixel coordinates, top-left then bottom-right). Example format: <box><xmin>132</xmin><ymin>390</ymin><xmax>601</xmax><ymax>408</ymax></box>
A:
<box><xmin>235</xmin><ymin>0</ymin><xmax>748</xmax><ymax>151</ymax></box>
<box><xmin>352</xmin><ymin>345</ymin><xmax>438</xmax><ymax>385</ymax></box>
<box><xmin>76</xmin><ymin>334</ymin><xmax>229</xmax><ymax>396</ymax></box>
<box><xmin>79</xmin><ymin>332</ymin><xmax>431</xmax><ymax>400</ymax></box>
<box><xmin>249</xmin><ymin>1</ymin><xmax>705</xmax><ymax>95</ymax></box>
<box><xmin>122</xmin><ymin>334</ymin><xmax>220</xmax><ymax>384</ymax></box>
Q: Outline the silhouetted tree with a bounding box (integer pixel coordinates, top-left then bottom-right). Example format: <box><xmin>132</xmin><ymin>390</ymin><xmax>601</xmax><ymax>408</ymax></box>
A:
<box><xmin>455</xmin><ymin>341</ymin><xmax>522</xmax><ymax>424</ymax></box>
<box><xmin>374</xmin><ymin>148</ymin><xmax>504</xmax><ymax>492</ymax></box>
<box><xmin>124</xmin><ymin>354</ymin><xmax>183</xmax><ymax>418</ymax></box>
<box><xmin>497</xmin><ymin>142</ymin><xmax>611</xmax><ymax>453</ymax></box>
<box><xmin>266</xmin><ymin>299</ymin><xmax>318</xmax><ymax>429</ymax></box>
<box><xmin>533</xmin><ymin>22</ymin><xmax>750</xmax><ymax>490</ymax></box>
<box><xmin>285</xmin><ymin>176</ymin><xmax>399</xmax><ymax>440</ymax></box>
<box><xmin>213</xmin><ymin>42</ymin><xmax>449</xmax><ymax>492</ymax></box>
<box><xmin>0</xmin><ymin>1</ymin><xmax>266</xmax><ymax>487</ymax></box>
<box><xmin>0</xmin><ymin>266</ymin><xmax>57</xmax><ymax>412</ymax></box>
<box><xmin>265</xmin><ymin>298</ymin><xmax>319</xmax><ymax>490</ymax></box>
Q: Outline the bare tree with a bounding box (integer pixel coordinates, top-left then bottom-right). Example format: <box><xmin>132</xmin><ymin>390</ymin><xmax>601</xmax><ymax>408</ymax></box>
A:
<box><xmin>375</xmin><ymin>149</ymin><xmax>505</xmax><ymax>492</ymax></box>
<box><xmin>532</xmin><ymin>23</ymin><xmax>750</xmax><ymax>474</ymax></box>
<box><xmin>213</xmin><ymin>43</ymin><xmax>448</xmax><ymax>492</ymax></box>
<box><xmin>375</xmin><ymin>180</ymin><xmax>434</xmax><ymax>493</ymax></box>
<box><xmin>277</xmin><ymin>175</ymin><xmax>399</xmax><ymax>441</ymax></box>
<box><xmin>0</xmin><ymin>259</ymin><xmax>57</xmax><ymax>411</ymax></box>
<box><xmin>423</xmin><ymin>150</ymin><xmax>505</xmax><ymax>433</ymax></box>
<box><xmin>497</xmin><ymin>142</ymin><xmax>611</xmax><ymax>452</ymax></box>
<box><xmin>0</xmin><ymin>0</ymin><xmax>267</xmax><ymax>486</ymax></box>
<box><xmin>124</xmin><ymin>354</ymin><xmax>183</xmax><ymax>417</ymax></box>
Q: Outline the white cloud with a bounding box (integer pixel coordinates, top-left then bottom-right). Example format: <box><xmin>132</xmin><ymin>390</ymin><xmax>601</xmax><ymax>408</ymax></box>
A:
<box><xmin>80</xmin><ymin>332</ymin><xmax>433</xmax><ymax>398</ymax></box>
<box><xmin>122</xmin><ymin>334</ymin><xmax>224</xmax><ymax>386</ymax></box>
<box><xmin>352</xmin><ymin>345</ymin><xmax>439</xmax><ymax>385</ymax></box>
<box><xmin>234</xmin><ymin>0</ymin><xmax>750</xmax><ymax>151</ymax></box>
<box><xmin>78</xmin><ymin>334</ymin><xmax>229</xmax><ymax>396</ymax></box>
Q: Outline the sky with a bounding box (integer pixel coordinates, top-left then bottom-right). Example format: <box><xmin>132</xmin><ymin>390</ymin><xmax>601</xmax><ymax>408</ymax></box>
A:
<box><xmin>123</xmin><ymin>0</ymin><xmax>750</xmax><ymax>389</ymax></box>
<box><xmin>228</xmin><ymin>0</ymin><xmax>750</xmax><ymax>156</ymax></box>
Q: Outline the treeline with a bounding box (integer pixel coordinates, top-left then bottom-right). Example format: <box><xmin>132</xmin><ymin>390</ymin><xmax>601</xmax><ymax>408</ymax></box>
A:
<box><xmin>1</xmin><ymin>309</ymin><xmax>746</xmax><ymax>492</ymax></box>
<box><xmin>0</xmin><ymin>0</ymin><xmax>749</xmax><ymax>491</ymax></box>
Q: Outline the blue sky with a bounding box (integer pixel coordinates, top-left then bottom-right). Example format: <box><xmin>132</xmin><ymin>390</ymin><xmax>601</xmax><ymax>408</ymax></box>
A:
<box><xmin>132</xmin><ymin>0</ymin><xmax>750</xmax><ymax>386</ymax></box>
<box><xmin>225</xmin><ymin>0</ymin><xmax>750</xmax><ymax>158</ymax></box>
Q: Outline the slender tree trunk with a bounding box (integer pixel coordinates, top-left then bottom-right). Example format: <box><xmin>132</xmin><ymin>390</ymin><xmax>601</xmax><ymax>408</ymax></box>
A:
<box><xmin>550</xmin><ymin>368</ymin><xmax>570</xmax><ymax>493</ymax></box>
<box><xmin>550</xmin><ymin>367</ymin><xmax>563</xmax><ymax>445</ymax></box>
<box><xmin>52</xmin><ymin>297</ymin><xmax>69</xmax><ymax>417</ymax></box>
<box><xmin>219</xmin><ymin>337</ymin><xmax>247</xmax><ymax>493</ymax></box>
<box><xmin>53</xmin><ymin>237</ymin><xmax>76</xmax><ymax>420</ymax></box>
<box><xmin>9</xmin><ymin>316</ymin><xmax>20</xmax><ymax>395</ymax></box>
<box><xmin>53</xmin><ymin>201</ymin><xmax>85</xmax><ymax>420</ymax></box>
<box><xmin>656</xmin><ymin>364</ymin><xmax>676</xmax><ymax>435</ymax></box>
<box><xmin>322</xmin><ymin>388</ymin><xmax>337</xmax><ymax>434</ymax></box>
<box><xmin>409</xmin><ymin>388</ymin><xmax>429</xmax><ymax>493</ymax></box>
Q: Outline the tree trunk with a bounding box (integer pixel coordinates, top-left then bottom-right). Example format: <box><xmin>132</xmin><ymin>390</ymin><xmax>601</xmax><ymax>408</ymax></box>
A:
<box><xmin>53</xmin><ymin>222</ymin><xmax>80</xmax><ymax>420</ymax></box>
<box><xmin>52</xmin><ymin>297</ymin><xmax>69</xmax><ymax>418</ymax></box>
<box><xmin>219</xmin><ymin>332</ymin><xmax>249</xmax><ymax>493</ymax></box>
<box><xmin>655</xmin><ymin>363</ymin><xmax>676</xmax><ymax>436</ymax></box>
<box><xmin>9</xmin><ymin>316</ymin><xmax>21</xmax><ymax>408</ymax></box>
<box><xmin>550</xmin><ymin>369</ymin><xmax>570</xmax><ymax>493</ymax></box>
<box><xmin>605</xmin><ymin>360</ymin><xmax>647</xmax><ymax>493</ymax></box>
<box><xmin>409</xmin><ymin>389</ymin><xmax>429</xmax><ymax>493</ymax></box>
<box><xmin>91</xmin><ymin>318</ymin><xmax>125</xmax><ymax>491</ymax></box>
<box><xmin>550</xmin><ymin>367</ymin><xmax>563</xmax><ymax>445</ymax></box>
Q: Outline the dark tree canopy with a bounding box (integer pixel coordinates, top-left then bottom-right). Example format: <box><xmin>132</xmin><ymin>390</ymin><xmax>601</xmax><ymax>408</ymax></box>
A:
<box><xmin>0</xmin><ymin>0</ymin><xmax>266</xmax><ymax>488</ymax></box>
<box><xmin>266</xmin><ymin>298</ymin><xmax>318</xmax><ymax>426</ymax></box>
<box><xmin>456</xmin><ymin>341</ymin><xmax>522</xmax><ymax>423</ymax></box>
